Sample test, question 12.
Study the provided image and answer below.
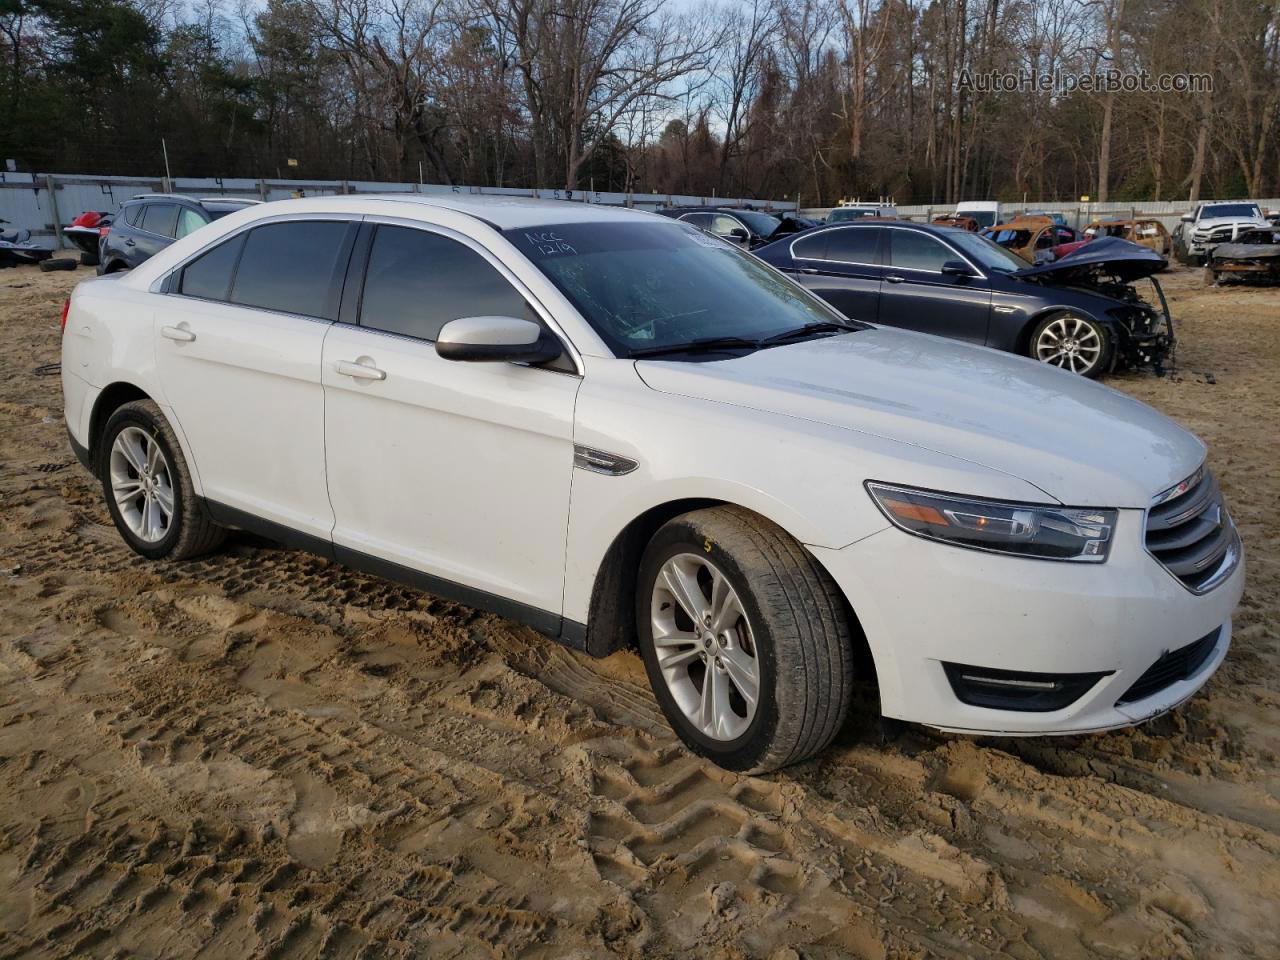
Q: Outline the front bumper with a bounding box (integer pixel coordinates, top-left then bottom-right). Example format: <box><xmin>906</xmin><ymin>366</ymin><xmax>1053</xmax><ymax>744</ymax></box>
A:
<box><xmin>809</xmin><ymin>508</ymin><xmax>1244</xmax><ymax>735</ymax></box>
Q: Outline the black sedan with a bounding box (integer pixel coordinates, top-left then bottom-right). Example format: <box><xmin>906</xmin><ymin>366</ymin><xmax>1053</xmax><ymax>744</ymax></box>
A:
<box><xmin>753</xmin><ymin>222</ymin><xmax>1172</xmax><ymax>378</ymax></box>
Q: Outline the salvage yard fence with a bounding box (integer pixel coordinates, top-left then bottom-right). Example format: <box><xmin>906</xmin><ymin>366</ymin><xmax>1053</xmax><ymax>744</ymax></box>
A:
<box><xmin>0</xmin><ymin>172</ymin><xmax>798</xmax><ymax>247</ymax></box>
<box><xmin>801</xmin><ymin>200</ymin><xmax>1280</xmax><ymax>235</ymax></box>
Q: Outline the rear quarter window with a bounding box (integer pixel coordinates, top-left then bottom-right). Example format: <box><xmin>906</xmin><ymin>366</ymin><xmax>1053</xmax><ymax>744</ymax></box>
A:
<box><xmin>179</xmin><ymin>234</ymin><xmax>246</xmax><ymax>301</ymax></box>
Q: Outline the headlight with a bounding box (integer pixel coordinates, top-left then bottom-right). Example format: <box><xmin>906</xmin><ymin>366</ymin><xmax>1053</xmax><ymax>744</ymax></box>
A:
<box><xmin>865</xmin><ymin>482</ymin><xmax>1116</xmax><ymax>562</ymax></box>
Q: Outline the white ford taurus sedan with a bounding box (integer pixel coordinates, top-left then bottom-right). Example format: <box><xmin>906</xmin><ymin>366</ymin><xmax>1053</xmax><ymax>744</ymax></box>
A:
<box><xmin>60</xmin><ymin>195</ymin><xmax>1244</xmax><ymax>771</ymax></box>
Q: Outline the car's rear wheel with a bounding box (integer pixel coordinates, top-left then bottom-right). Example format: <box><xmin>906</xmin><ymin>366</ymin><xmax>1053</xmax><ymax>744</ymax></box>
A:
<box><xmin>1030</xmin><ymin>311</ymin><xmax>1112</xmax><ymax>378</ymax></box>
<box><xmin>98</xmin><ymin>400</ymin><xmax>225</xmax><ymax>560</ymax></box>
<box><xmin>637</xmin><ymin>506</ymin><xmax>853</xmax><ymax>772</ymax></box>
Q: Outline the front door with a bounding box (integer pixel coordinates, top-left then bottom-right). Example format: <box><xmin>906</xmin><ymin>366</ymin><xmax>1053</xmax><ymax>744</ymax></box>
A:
<box><xmin>877</xmin><ymin>229</ymin><xmax>991</xmax><ymax>344</ymax></box>
<box><xmin>321</xmin><ymin>222</ymin><xmax>580</xmax><ymax>621</ymax></box>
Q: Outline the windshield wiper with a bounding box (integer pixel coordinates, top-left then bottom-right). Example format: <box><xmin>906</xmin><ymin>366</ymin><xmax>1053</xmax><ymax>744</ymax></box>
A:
<box><xmin>759</xmin><ymin>321</ymin><xmax>860</xmax><ymax>344</ymax></box>
<box><xmin>628</xmin><ymin>336</ymin><xmax>764</xmax><ymax>359</ymax></box>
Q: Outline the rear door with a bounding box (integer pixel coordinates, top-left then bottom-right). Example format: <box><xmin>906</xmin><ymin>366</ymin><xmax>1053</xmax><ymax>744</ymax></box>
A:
<box><xmin>877</xmin><ymin>229</ymin><xmax>991</xmax><ymax>344</ymax></box>
<box><xmin>155</xmin><ymin>217</ymin><xmax>356</xmax><ymax>538</ymax></box>
<box><xmin>321</xmin><ymin>221</ymin><xmax>580</xmax><ymax>620</ymax></box>
<box><xmin>786</xmin><ymin>227</ymin><xmax>883</xmax><ymax>323</ymax></box>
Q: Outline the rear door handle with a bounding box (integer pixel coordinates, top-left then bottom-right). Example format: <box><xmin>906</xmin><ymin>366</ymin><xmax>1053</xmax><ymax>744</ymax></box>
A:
<box><xmin>160</xmin><ymin>325</ymin><xmax>195</xmax><ymax>342</ymax></box>
<box><xmin>796</xmin><ymin>267</ymin><xmax>819</xmax><ymax>274</ymax></box>
<box><xmin>884</xmin><ymin>274</ymin><xmax>906</xmax><ymax>284</ymax></box>
<box><xmin>335</xmin><ymin>359</ymin><xmax>386</xmax><ymax>381</ymax></box>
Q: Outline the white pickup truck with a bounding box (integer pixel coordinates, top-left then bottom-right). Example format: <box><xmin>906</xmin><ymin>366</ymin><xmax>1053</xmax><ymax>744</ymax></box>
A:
<box><xmin>1179</xmin><ymin>201</ymin><xmax>1269</xmax><ymax>264</ymax></box>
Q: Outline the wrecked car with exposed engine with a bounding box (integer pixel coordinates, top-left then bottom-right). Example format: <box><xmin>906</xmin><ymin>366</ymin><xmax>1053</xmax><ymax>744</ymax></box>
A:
<box><xmin>1205</xmin><ymin>225</ymin><xmax>1280</xmax><ymax>284</ymax></box>
<box><xmin>754</xmin><ymin>225</ymin><xmax>1174</xmax><ymax>378</ymax></box>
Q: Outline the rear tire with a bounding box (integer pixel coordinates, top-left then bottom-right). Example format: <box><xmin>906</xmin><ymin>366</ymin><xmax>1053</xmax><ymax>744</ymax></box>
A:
<box><xmin>98</xmin><ymin>400</ymin><xmax>225</xmax><ymax>560</ymax></box>
<box><xmin>637</xmin><ymin>506</ymin><xmax>853</xmax><ymax>773</ymax></box>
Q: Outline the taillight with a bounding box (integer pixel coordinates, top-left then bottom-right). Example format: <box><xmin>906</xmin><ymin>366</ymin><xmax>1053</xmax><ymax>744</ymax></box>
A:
<box><xmin>99</xmin><ymin>226</ymin><xmax>110</xmax><ymax>237</ymax></box>
<box><xmin>60</xmin><ymin>299</ymin><xmax>70</xmax><ymax>332</ymax></box>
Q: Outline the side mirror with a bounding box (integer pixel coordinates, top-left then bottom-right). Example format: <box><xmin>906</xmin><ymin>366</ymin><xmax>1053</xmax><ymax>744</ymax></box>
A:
<box><xmin>725</xmin><ymin>227</ymin><xmax>750</xmax><ymax>243</ymax></box>
<box><xmin>941</xmin><ymin>259</ymin><xmax>976</xmax><ymax>278</ymax></box>
<box><xmin>436</xmin><ymin>316</ymin><xmax>562</xmax><ymax>364</ymax></box>
<box><xmin>1180</xmin><ymin>213</ymin><xmax>1194</xmax><ymax>222</ymax></box>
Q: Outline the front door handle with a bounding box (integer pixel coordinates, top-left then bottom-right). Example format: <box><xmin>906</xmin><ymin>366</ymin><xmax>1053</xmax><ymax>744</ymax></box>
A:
<box><xmin>335</xmin><ymin>359</ymin><xmax>386</xmax><ymax>381</ymax></box>
<box><xmin>884</xmin><ymin>274</ymin><xmax>906</xmax><ymax>284</ymax></box>
<box><xmin>796</xmin><ymin>267</ymin><xmax>819</xmax><ymax>274</ymax></box>
<box><xmin>161</xmin><ymin>325</ymin><xmax>196</xmax><ymax>342</ymax></box>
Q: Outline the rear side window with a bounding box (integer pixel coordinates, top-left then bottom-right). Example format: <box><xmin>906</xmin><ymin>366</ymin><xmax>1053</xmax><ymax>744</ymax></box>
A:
<box><xmin>890</xmin><ymin>231</ymin><xmax>953</xmax><ymax>272</ymax></box>
<box><xmin>359</xmin><ymin>225</ymin><xmax>529</xmax><ymax>342</ymax></box>
<box><xmin>825</xmin><ymin>227</ymin><xmax>879</xmax><ymax>265</ymax></box>
<box><xmin>140</xmin><ymin>203</ymin><xmax>179</xmax><ymax>238</ymax></box>
<box><xmin>121</xmin><ymin>203</ymin><xmax>143</xmax><ymax>226</ymax></box>
<box><xmin>230</xmin><ymin>221</ymin><xmax>350</xmax><ymax>318</ymax></box>
<box><xmin>180</xmin><ymin>234</ymin><xmax>245</xmax><ymax>301</ymax></box>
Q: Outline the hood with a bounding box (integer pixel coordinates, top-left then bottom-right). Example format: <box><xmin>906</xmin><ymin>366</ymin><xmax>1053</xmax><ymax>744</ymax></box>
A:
<box><xmin>635</xmin><ymin>328</ymin><xmax>1204</xmax><ymax>508</ymax></box>
<box><xmin>1012</xmin><ymin>236</ymin><xmax>1165</xmax><ymax>283</ymax></box>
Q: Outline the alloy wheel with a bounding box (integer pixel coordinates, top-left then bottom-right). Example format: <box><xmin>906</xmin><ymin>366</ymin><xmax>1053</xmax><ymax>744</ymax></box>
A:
<box><xmin>1035</xmin><ymin>315</ymin><xmax>1103</xmax><ymax>375</ymax></box>
<box><xmin>108</xmin><ymin>426</ymin><xmax>174</xmax><ymax>543</ymax></box>
<box><xmin>650</xmin><ymin>553</ymin><xmax>759</xmax><ymax>741</ymax></box>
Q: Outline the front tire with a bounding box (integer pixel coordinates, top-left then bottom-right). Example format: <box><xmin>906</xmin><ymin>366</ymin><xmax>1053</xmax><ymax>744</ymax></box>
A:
<box><xmin>98</xmin><ymin>400</ymin><xmax>225</xmax><ymax>560</ymax></box>
<box><xmin>637</xmin><ymin>506</ymin><xmax>853</xmax><ymax>773</ymax></box>
<box><xmin>1029</xmin><ymin>311</ymin><xmax>1112</xmax><ymax>378</ymax></box>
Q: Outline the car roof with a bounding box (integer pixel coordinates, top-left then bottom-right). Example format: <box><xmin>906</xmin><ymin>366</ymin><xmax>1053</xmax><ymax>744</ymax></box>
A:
<box><xmin>257</xmin><ymin>193</ymin><xmax>667</xmax><ymax>229</ymax></box>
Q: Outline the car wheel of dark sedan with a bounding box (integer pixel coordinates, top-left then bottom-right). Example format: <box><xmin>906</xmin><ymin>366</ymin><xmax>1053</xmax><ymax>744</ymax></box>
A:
<box><xmin>1029</xmin><ymin>311</ymin><xmax>1112</xmax><ymax>378</ymax></box>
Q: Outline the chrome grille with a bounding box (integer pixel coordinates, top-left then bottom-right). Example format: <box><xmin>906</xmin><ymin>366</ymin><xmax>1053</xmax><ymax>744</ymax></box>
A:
<box><xmin>1145</xmin><ymin>468</ymin><xmax>1239</xmax><ymax>592</ymax></box>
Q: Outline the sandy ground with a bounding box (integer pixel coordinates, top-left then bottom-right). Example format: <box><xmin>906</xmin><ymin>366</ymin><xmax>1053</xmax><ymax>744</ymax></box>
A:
<box><xmin>0</xmin><ymin>262</ymin><xmax>1276</xmax><ymax>960</ymax></box>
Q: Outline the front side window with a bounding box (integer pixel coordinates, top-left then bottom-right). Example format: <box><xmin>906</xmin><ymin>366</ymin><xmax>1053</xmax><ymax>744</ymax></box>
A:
<box><xmin>179</xmin><ymin>234</ymin><xmax>245</xmax><ymax>301</ymax></box>
<box><xmin>507</xmin><ymin>221</ymin><xmax>857</xmax><ymax>358</ymax></box>
<box><xmin>734</xmin><ymin>210</ymin><xmax>781</xmax><ymax>239</ymax></box>
<box><xmin>175</xmin><ymin>208</ymin><xmax>207</xmax><ymax>239</ymax></box>
<box><xmin>890</xmin><ymin>231</ymin><xmax>953</xmax><ymax>272</ymax></box>
<box><xmin>710</xmin><ymin>215</ymin><xmax>744</xmax><ymax>238</ymax></box>
<box><xmin>359</xmin><ymin>225</ymin><xmax>530</xmax><ymax>341</ymax></box>
<box><xmin>230</xmin><ymin>220</ymin><xmax>350</xmax><ymax>318</ymax></box>
<box><xmin>140</xmin><ymin>203</ymin><xmax>179</xmax><ymax>238</ymax></box>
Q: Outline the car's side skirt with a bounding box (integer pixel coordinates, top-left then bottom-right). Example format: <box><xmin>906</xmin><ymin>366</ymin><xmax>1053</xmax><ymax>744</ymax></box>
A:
<box><xmin>203</xmin><ymin>499</ymin><xmax>591</xmax><ymax>654</ymax></box>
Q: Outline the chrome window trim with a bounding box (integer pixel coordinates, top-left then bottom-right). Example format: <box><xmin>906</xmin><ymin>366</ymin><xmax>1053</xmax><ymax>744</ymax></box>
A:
<box><xmin>150</xmin><ymin>211</ymin><xmax>360</xmax><ymax>295</ymax></box>
<box><xmin>788</xmin><ymin>224</ymin><xmax>988</xmax><ymax>279</ymax></box>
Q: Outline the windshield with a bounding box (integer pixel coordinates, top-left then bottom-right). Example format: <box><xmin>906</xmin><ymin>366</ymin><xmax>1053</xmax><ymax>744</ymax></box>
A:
<box><xmin>828</xmin><ymin>207</ymin><xmax>878</xmax><ymax>222</ymax></box>
<box><xmin>508</xmin><ymin>221</ymin><xmax>859</xmax><ymax>358</ymax></box>
<box><xmin>948</xmin><ymin>231</ymin><xmax>1032</xmax><ymax>271</ymax></box>
<box><xmin>1202</xmin><ymin>203</ymin><xmax>1262</xmax><ymax>219</ymax></box>
<box><xmin>956</xmin><ymin>209</ymin><xmax>997</xmax><ymax>229</ymax></box>
<box><xmin>734</xmin><ymin>210</ymin><xmax>781</xmax><ymax>238</ymax></box>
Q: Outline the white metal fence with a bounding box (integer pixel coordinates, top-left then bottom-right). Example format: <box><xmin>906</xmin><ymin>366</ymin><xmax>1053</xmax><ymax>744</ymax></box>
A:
<box><xmin>800</xmin><ymin>199</ymin><xmax>1280</xmax><ymax>234</ymax></box>
<box><xmin>0</xmin><ymin>172</ymin><xmax>799</xmax><ymax>246</ymax></box>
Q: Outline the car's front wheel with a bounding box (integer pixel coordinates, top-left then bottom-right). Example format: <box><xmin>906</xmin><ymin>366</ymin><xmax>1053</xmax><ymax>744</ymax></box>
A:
<box><xmin>637</xmin><ymin>506</ymin><xmax>853</xmax><ymax>772</ymax></box>
<box><xmin>98</xmin><ymin>400</ymin><xmax>225</xmax><ymax>560</ymax></box>
<box><xmin>1029</xmin><ymin>311</ymin><xmax>1112</xmax><ymax>378</ymax></box>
